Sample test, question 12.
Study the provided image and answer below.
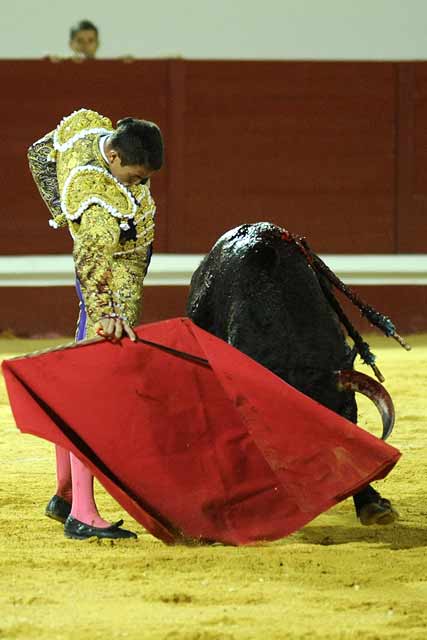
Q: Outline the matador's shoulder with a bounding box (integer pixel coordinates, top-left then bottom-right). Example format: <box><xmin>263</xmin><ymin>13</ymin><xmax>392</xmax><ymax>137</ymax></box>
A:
<box><xmin>62</xmin><ymin>165</ymin><xmax>142</xmax><ymax>231</ymax></box>
<box><xmin>53</xmin><ymin>108</ymin><xmax>113</xmax><ymax>153</ymax></box>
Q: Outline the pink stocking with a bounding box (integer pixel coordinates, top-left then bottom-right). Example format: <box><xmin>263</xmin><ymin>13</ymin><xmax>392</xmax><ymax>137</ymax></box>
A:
<box><xmin>54</xmin><ymin>445</ymin><xmax>72</xmax><ymax>503</ymax></box>
<box><xmin>69</xmin><ymin>453</ymin><xmax>111</xmax><ymax>528</ymax></box>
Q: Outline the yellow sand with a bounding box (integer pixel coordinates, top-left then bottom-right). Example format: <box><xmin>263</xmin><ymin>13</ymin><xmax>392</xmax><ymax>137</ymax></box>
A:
<box><xmin>0</xmin><ymin>335</ymin><xmax>426</xmax><ymax>640</ymax></box>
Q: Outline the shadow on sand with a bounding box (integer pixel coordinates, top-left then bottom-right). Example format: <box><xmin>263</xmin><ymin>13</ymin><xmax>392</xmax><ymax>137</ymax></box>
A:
<box><xmin>296</xmin><ymin>522</ymin><xmax>427</xmax><ymax>550</ymax></box>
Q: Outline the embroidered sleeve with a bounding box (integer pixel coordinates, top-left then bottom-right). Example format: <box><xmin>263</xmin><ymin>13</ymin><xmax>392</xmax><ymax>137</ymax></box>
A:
<box><xmin>72</xmin><ymin>205</ymin><xmax>121</xmax><ymax>323</ymax></box>
<box><xmin>27</xmin><ymin>131</ymin><xmax>63</xmax><ymax>224</ymax></box>
<box><xmin>109</xmin><ymin>248</ymin><xmax>150</xmax><ymax>327</ymax></box>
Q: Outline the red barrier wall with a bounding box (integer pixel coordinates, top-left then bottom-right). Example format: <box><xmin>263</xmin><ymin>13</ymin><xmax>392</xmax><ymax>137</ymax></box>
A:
<box><xmin>2</xmin><ymin>59</ymin><xmax>427</xmax><ymax>255</ymax></box>
<box><xmin>2</xmin><ymin>285</ymin><xmax>425</xmax><ymax>337</ymax></box>
<box><xmin>0</xmin><ymin>60</ymin><xmax>426</xmax><ymax>334</ymax></box>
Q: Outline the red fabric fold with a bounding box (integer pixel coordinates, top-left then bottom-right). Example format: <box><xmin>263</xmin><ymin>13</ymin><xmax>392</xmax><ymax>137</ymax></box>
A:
<box><xmin>2</xmin><ymin>317</ymin><xmax>400</xmax><ymax>545</ymax></box>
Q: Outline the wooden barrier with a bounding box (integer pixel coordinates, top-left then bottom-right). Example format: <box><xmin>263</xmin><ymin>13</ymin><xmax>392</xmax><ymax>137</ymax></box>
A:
<box><xmin>0</xmin><ymin>59</ymin><xmax>426</xmax><ymax>334</ymax></box>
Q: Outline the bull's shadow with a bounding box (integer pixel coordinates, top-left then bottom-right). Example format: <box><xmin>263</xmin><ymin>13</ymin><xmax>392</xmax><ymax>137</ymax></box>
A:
<box><xmin>295</xmin><ymin>522</ymin><xmax>427</xmax><ymax>550</ymax></box>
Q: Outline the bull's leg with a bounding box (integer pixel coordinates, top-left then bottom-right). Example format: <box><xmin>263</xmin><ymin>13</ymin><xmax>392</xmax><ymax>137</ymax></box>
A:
<box><xmin>340</xmin><ymin>396</ymin><xmax>399</xmax><ymax>526</ymax></box>
<box><xmin>353</xmin><ymin>485</ymin><xmax>399</xmax><ymax>526</ymax></box>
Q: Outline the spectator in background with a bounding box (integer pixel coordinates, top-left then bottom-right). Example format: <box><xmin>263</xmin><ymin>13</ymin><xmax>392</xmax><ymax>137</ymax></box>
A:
<box><xmin>47</xmin><ymin>19</ymin><xmax>134</xmax><ymax>62</ymax></box>
<box><xmin>69</xmin><ymin>20</ymin><xmax>99</xmax><ymax>59</ymax></box>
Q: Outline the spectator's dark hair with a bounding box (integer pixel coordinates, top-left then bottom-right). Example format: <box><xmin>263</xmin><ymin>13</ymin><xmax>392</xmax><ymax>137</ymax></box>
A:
<box><xmin>70</xmin><ymin>20</ymin><xmax>99</xmax><ymax>40</ymax></box>
<box><xmin>110</xmin><ymin>118</ymin><xmax>164</xmax><ymax>170</ymax></box>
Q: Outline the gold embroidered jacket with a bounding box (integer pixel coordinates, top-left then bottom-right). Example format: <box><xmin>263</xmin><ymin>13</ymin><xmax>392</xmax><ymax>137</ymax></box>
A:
<box><xmin>28</xmin><ymin>109</ymin><xmax>156</xmax><ymax>338</ymax></box>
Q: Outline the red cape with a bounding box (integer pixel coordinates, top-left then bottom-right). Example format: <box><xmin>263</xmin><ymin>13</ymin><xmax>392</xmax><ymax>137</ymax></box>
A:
<box><xmin>2</xmin><ymin>317</ymin><xmax>400</xmax><ymax>545</ymax></box>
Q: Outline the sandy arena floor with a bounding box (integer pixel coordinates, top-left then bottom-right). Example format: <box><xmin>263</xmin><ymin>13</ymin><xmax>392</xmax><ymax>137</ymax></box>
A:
<box><xmin>0</xmin><ymin>334</ymin><xmax>426</xmax><ymax>640</ymax></box>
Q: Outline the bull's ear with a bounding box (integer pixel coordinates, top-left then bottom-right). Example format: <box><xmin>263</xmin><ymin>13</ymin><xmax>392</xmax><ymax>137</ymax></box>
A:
<box><xmin>248</xmin><ymin>243</ymin><xmax>280</xmax><ymax>270</ymax></box>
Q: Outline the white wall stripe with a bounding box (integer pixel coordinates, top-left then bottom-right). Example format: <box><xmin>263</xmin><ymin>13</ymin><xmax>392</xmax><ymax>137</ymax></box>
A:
<box><xmin>0</xmin><ymin>254</ymin><xmax>426</xmax><ymax>287</ymax></box>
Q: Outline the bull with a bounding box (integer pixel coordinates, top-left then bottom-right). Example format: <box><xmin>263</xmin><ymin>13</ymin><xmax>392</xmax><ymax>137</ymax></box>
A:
<box><xmin>187</xmin><ymin>222</ymin><xmax>407</xmax><ymax>526</ymax></box>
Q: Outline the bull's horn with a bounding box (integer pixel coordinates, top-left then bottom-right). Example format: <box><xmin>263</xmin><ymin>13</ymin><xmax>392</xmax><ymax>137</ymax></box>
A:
<box><xmin>336</xmin><ymin>370</ymin><xmax>395</xmax><ymax>440</ymax></box>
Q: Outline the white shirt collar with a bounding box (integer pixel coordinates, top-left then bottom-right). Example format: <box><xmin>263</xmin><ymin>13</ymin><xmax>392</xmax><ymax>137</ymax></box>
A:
<box><xmin>99</xmin><ymin>135</ymin><xmax>110</xmax><ymax>164</ymax></box>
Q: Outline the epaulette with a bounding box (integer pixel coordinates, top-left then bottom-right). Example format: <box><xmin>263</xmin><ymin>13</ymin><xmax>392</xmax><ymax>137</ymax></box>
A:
<box><xmin>60</xmin><ymin>165</ymin><xmax>141</xmax><ymax>231</ymax></box>
<box><xmin>52</xmin><ymin>108</ymin><xmax>113</xmax><ymax>154</ymax></box>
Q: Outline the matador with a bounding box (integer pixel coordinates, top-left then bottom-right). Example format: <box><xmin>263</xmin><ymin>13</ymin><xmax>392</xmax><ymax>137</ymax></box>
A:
<box><xmin>28</xmin><ymin>108</ymin><xmax>164</xmax><ymax>540</ymax></box>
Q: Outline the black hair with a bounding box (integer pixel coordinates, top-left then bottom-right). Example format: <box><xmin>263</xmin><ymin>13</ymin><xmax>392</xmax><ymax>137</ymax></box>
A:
<box><xmin>70</xmin><ymin>20</ymin><xmax>99</xmax><ymax>40</ymax></box>
<box><xmin>110</xmin><ymin>118</ymin><xmax>164</xmax><ymax>170</ymax></box>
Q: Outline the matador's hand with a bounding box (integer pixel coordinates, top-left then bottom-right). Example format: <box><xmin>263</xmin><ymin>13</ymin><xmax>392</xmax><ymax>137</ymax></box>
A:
<box><xmin>95</xmin><ymin>316</ymin><xmax>137</xmax><ymax>343</ymax></box>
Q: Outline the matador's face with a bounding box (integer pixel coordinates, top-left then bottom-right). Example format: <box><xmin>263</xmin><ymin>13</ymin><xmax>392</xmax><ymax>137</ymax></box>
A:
<box><xmin>108</xmin><ymin>153</ymin><xmax>154</xmax><ymax>187</ymax></box>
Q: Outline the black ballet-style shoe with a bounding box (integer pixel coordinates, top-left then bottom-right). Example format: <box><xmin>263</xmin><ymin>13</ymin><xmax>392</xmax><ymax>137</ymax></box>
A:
<box><xmin>64</xmin><ymin>515</ymin><xmax>138</xmax><ymax>540</ymax></box>
<box><xmin>45</xmin><ymin>495</ymin><xmax>72</xmax><ymax>524</ymax></box>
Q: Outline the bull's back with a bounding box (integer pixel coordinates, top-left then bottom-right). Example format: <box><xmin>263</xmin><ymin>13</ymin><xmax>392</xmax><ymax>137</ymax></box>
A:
<box><xmin>188</xmin><ymin>223</ymin><xmax>347</xmax><ymax>362</ymax></box>
<box><xmin>187</xmin><ymin>222</ymin><xmax>355</xmax><ymax>416</ymax></box>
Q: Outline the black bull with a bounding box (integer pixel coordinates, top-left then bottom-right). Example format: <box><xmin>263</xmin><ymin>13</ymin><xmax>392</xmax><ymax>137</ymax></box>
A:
<box><xmin>186</xmin><ymin>222</ymin><xmax>399</xmax><ymax>526</ymax></box>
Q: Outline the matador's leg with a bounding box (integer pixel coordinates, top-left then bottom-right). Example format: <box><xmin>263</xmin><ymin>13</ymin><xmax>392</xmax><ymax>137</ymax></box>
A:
<box><xmin>54</xmin><ymin>445</ymin><xmax>72</xmax><ymax>502</ymax></box>
<box><xmin>69</xmin><ymin>453</ymin><xmax>112</xmax><ymax>528</ymax></box>
<box><xmin>44</xmin><ymin>445</ymin><xmax>73</xmax><ymax>523</ymax></box>
<box><xmin>64</xmin><ymin>454</ymin><xmax>137</xmax><ymax>539</ymax></box>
